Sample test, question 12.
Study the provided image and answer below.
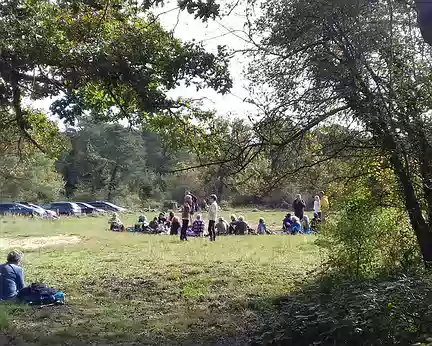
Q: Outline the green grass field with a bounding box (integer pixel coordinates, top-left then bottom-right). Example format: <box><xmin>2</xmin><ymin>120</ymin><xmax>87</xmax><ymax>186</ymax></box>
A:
<box><xmin>0</xmin><ymin>210</ymin><xmax>320</xmax><ymax>345</ymax></box>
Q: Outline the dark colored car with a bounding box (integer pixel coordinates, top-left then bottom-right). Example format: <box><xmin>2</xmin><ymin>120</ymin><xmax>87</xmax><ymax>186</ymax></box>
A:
<box><xmin>44</xmin><ymin>202</ymin><xmax>82</xmax><ymax>216</ymax></box>
<box><xmin>87</xmin><ymin>201</ymin><xmax>127</xmax><ymax>212</ymax></box>
<box><xmin>75</xmin><ymin>202</ymin><xmax>105</xmax><ymax>215</ymax></box>
<box><xmin>0</xmin><ymin>203</ymin><xmax>45</xmax><ymax>216</ymax></box>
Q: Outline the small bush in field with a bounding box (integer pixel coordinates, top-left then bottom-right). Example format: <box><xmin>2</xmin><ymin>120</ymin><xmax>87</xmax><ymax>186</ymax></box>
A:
<box><xmin>317</xmin><ymin>188</ymin><xmax>420</xmax><ymax>279</ymax></box>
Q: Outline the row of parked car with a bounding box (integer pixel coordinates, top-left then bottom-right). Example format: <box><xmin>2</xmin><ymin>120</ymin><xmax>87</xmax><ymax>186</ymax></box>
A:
<box><xmin>0</xmin><ymin>201</ymin><xmax>127</xmax><ymax>217</ymax></box>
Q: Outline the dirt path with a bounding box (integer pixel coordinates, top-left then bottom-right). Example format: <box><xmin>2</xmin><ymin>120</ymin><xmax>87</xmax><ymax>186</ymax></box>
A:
<box><xmin>0</xmin><ymin>235</ymin><xmax>81</xmax><ymax>250</ymax></box>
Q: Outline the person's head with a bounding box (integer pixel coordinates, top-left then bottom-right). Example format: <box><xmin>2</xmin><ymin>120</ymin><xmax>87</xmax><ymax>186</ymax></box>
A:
<box><xmin>209</xmin><ymin>194</ymin><xmax>217</xmax><ymax>203</ymax></box>
<box><xmin>218</xmin><ymin>217</ymin><xmax>224</xmax><ymax>222</ymax></box>
<box><xmin>7</xmin><ymin>250</ymin><xmax>22</xmax><ymax>265</ymax></box>
<box><xmin>320</xmin><ymin>191</ymin><xmax>326</xmax><ymax>197</ymax></box>
<box><xmin>286</xmin><ymin>213</ymin><xmax>291</xmax><ymax>218</ymax></box>
<box><xmin>159</xmin><ymin>212</ymin><xmax>165</xmax><ymax>218</ymax></box>
<box><xmin>296</xmin><ymin>194</ymin><xmax>301</xmax><ymax>200</ymax></box>
<box><xmin>259</xmin><ymin>218</ymin><xmax>265</xmax><ymax>224</ymax></box>
<box><xmin>196</xmin><ymin>214</ymin><xmax>202</xmax><ymax>220</ymax></box>
<box><xmin>230</xmin><ymin>214</ymin><xmax>237</xmax><ymax>221</ymax></box>
<box><xmin>169</xmin><ymin>211</ymin><xmax>175</xmax><ymax>218</ymax></box>
<box><xmin>153</xmin><ymin>217</ymin><xmax>157</xmax><ymax>221</ymax></box>
<box><xmin>291</xmin><ymin>216</ymin><xmax>298</xmax><ymax>223</ymax></box>
<box><xmin>184</xmin><ymin>194</ymin><xmax>192</xmax><ymax>204</ymax></box>
<box><xmin>238</xmin><ymin>215</ymin><xmax>244</xmax><ymax>222</ymax></box>
<box><xmin>112</xmin><ymin>212</ymin><xmax>118</xmax><ymax>218</ymax></box>
<box><xmin>314</xmin><ymin>195</ymin><xmax>320</xmax><ymax>201</ymax></box>
<box><xmin>313</xmin><ymin>213</ymin><xmax>319</xmax><ymax>219</ymax></box>
<box><xmin>303</xmin><ymin>215</ymin><xmax>309</xmax><ymax>223</ymax></box>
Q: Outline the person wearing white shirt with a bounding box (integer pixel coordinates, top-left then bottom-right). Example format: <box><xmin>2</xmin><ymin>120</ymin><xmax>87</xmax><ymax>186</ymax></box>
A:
<box><xmin>313</xmin><ymin>195</ymin><xmax>321</xmax><ymax>217</ymax></box>
<box><xmin>208</xmin><ymin>194</ymin><xmax>218</xmax><ymax>241</ymax></box>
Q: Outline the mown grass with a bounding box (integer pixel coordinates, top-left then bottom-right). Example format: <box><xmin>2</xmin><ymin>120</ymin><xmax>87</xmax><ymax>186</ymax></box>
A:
<box><xmin>0</xmin><ymin>210</ymin><xmax>320</xmax><ymax>345</ymax></box>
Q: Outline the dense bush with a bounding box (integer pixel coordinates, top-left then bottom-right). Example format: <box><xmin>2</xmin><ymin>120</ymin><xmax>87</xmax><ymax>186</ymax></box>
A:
<box><xmin>317</xmin><ymin>187</ymin><xmax>420</xmax><ymax>279</ymax></box>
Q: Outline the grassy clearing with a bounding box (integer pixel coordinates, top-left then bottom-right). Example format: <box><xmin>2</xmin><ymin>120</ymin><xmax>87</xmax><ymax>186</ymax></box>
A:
<box><xmin>0</xmin><ymin>210</ymin><xmax>321</xmax><ymax>345</ymax></box>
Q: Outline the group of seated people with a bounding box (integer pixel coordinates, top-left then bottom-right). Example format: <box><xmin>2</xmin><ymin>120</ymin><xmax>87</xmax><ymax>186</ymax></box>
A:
<box><xmin>109</xmin><ymin>210</ymin><xmax>321</xmax><ymax>236</ymax></box>
<box><xmin>282</xmin><ymin>213</ymin><xmax>321</xmax><ymax>234</ymax></box>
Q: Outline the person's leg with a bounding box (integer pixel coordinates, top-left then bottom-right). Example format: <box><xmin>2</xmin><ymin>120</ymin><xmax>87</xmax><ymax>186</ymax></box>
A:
<box><xmin>180</xmin><ymin>219</ymin><xmax>188</xmax><ymax>240</ymax></box>
<box><xmin>209</xmin><ymin>220</ymin><xmax>216</xmax><ymax>241</ymax></box>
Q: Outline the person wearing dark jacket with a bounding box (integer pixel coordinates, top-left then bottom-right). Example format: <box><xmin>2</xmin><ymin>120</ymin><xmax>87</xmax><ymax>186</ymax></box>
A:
<box><xmin>292</xmin><ymin>194</ymin><xmax>306</xmax><ymax>221</ymax></box>
<box><xmin>0</xmin><ymin>251</ymin><xmax>25</xmax><ymax>301</ymax></box>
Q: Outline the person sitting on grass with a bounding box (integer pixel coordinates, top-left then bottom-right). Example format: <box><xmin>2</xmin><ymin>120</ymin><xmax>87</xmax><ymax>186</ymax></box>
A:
<box><xmin>192</xmin><ymin>214</ymin><xmax>205</xmax><ymax>237</ymax></box>
<box><xmin>215</xmin><ymin>217</ymin><xmax>228</xmax><ymax>235</ymax></box>
<box><xmin>310</xmin><ymin>213</ymin><xmax>321</xmax><ymax>233</ymax></box>
<box><xmin>109</xmin><ymin>212</ymin><xmax>125</xmax><ymax>232</ymax></box>
<box><xmin>290</xmin><ymin>216</ymin><xmax>302</xmax><ymax>235</ymax></box>
<box><xmin>236</xmin><ymin>216</ymin><xmax>249</xmax><ymax>235</ymax></box>
<box><xmin>257</xmin><ymin>218</ymin><xmax>269</xmax><ymax>235</ymax></box>
<box><xmin>302</xmin><ymin>215</ymin><xmax>311</xmax><ymax>234</ymax></box>
<box><xmin>135</xmin><ymin>215</ymin><xmax>148</xmax><ymax>232</ymax></box>
<box><xmin>170</xmin><ymin>215</ymin><xmax>181</xmax><ymax>235</ymax></box>
<box><xmin>158</xmin><ymin>212</ymin><xmax>167</xmax><ymax>224</ymax></box>
<box><xmin>282</xmin><ymin>213</ymin><xmax>293</xmax><ymax>232</ymax></box>
<box><xmin>149</xmin><ymin>217</ymin><xmax>159</xmax><ymax>232</ymax></box>
<box><xmin>0</xmin><ymin>250</ymin><xmax>25</xmax><ymax>301</ymax></box>
<box><xmin>228</xmin><ymin>214</ymin><xmax>238</xmax><ymax>234</ymax></box>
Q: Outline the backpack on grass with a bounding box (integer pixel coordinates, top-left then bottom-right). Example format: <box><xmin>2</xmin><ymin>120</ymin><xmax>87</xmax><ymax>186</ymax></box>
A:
<box><xmin>18</xmin><ymin>283</ymin><xmax>64</xmax><ymax>306</ymax></box>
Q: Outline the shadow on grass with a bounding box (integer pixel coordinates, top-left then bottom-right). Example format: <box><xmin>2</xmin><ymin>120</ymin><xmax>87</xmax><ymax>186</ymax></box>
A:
<box><xmin>3</xmin><ymin>273</ymin><xmax>432</xmax><ymax>346</ymax></box>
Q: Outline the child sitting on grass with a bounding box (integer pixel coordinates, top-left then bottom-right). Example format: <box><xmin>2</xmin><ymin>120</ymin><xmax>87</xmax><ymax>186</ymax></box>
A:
<box><xmin>192</xmin><ymin>214</ymin><xmax>205</xmax><ymax>237</ymax></box>
<box><xmin>310</xmin><ymin>213</ymin><xmax>321</xmax><ymax>233</ymax></box>
<box><xmin>290</xmin><ymin>216</ymin><xmax>302</xmax><ymax>235</ymax></box>
<box><xmin>109</xmin><ymin>212</ymin><xmax>125</xmax><ymax>232</ymax></box>
<box><xmin>257</xmin><ymin>218</ymin><xmax>269</xmax><ymax>235</ymax></box>
<box><xmin>282</xmin><ymin>213</ymin><xmax>293</xmax><ymax>233</ymax></box>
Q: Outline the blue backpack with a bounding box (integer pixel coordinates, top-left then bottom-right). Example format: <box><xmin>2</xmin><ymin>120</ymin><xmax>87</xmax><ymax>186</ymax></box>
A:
<box><xmin>18</xmin><ymin>283</ymin><xmax>64</xmax><ymax>305</ymax></box>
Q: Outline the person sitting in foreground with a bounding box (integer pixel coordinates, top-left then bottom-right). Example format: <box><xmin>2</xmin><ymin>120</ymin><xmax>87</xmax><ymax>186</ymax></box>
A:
<box><xmin>228</xmin><ymin>214</ymin><xmax>238</xmax><ymax>234</ymax></box>
<box><xmin>257</xmin><ymin>218</ymin><xmax>269</xmax><ymax>235</ymax></box>
<box><xmin>236</xmin><ymin>216</ymin><xmax>248</xmax><ymax>235</ymax></box>
<box><xmin>109</xmin><ymin>212</ymin><xmax>125</xmax><ymax>232</ymax></box>
<box><xmin>215</xmin><ymin>217</ymin><xmax>228</xmax><ymax>235</ymax></box>
<box><xmin>0</xmin><ymin>251</ymin><xmax>25</xmax><ymax>301</ymax></box>
<box><xmin>310</xmin><ymin>213</ymin><xmax>321</xmax><ymax>233</ymax></box>
<box><xmin>282</xmin><ymin>213</ymin><xmax>293</xmax><ymax>232</ymax></box>
<box><xmin>290</xmin><ymin>216</ymin><xmax>302</xmax><ymax>234</ymax></box>
<box><xmin>192</xmin><ymin>214</ymin><xmax>205</xmax><ymax>237</ymax></box>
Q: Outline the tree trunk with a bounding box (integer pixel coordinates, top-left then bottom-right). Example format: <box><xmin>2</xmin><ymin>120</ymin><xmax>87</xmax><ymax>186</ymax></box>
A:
<box><xmin>388</xmin><ymin>140</ymin><xmax>432</xmax><ymax>265</ymax></box>
<box><xmin>107</xmin><ymin>164</ymin><xmax>119</xmax><ymax>201</ymax></box>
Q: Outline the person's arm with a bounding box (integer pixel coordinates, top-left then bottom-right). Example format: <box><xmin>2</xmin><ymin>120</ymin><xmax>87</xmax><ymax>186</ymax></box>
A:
<box><xmin>301</xmin><ymin>200</ymin><xmax>306</xmax><ymax>208</ymax></box>
<box><xmin>16</xmin><ymin>267</ymin><xmax>25</xmax><ymax>292</ymax></box>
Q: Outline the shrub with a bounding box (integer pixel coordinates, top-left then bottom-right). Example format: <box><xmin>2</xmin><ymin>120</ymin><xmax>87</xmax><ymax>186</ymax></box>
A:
<box><xmin>317</xmin><ymin>187</ymin><xmax>420</xmax><ymax>279</ymax></box>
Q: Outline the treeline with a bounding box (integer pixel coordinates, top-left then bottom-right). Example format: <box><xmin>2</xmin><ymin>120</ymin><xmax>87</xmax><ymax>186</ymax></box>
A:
<box><xmin>0</xmin><ymin>116</ymin><xmax>349</xmax><ymax>207</ymax></box>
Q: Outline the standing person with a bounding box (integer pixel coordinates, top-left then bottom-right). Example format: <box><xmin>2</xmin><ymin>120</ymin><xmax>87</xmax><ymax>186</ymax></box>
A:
<box><xmin>320</xmin><ymin>191</ymin><xmax>330</xmax><ymax>222</ymax></box>
<box><xmin>313</xmin><ymin>195</ymin><xmax>321</xmax><ymax>218</ymax></box>
<box><xmin>0</xmin><ymin>251</ymin><xmax>25</xmax><ymax>301</ymax></box>
<box><xmin>180</xmin><ymin>195</ymin><xmax>192</xmax><ymax>241</ymax></box>
<box><xmin>208</xmin><ymin>194</ymin><xmax>218</xmax><ymax>241</ymax></box>
<box><xmin>292</xmin><ymin>194</ymin><xmax>306</xmax><ymax>220</ymax></box>
<box><xmin>185</xmin><ymin>191</ymin><xmax>199</xmax><ymax>215</ymax></box>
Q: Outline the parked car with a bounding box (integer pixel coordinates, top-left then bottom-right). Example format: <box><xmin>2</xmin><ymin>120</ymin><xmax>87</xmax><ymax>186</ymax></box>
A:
<box><xmin>87</xmin><ymin>201</ymin><xmax>127</xmax><ymax>212</ymax></box>
<box><xmin>19</xmin><ymin>202</ymin><xmax>58</xmax><ymax>218</ymax></box>
<box><xmin>75</xmin><ymin>202</ymin><xmax>105</xmax><ymax>215</ymax></box>
<box><xmin>44</xmin><ymin>202</ymin><xmax>82</xmax><ymax>216</ymax></box>
<box><xmin>0</xmin><ymin>203</ymin><xmax>45</xmax><ymax>217</ymax></box>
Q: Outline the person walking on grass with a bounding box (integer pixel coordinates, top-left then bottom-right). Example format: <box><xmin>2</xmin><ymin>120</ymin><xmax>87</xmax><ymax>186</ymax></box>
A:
<box><xmin>208</xmin><ymin>194</ymin><xmax>218</xmax><ymax>241</ymax></box>
<box><xmin>292</xmin><ymin>194</ymin><xmax>306</xmax><ymax>220</ymax></box>
<box><xmin>180</xmin><ymin>195</ymin><xmax>192</xmax><ymax>241</ymax></box>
